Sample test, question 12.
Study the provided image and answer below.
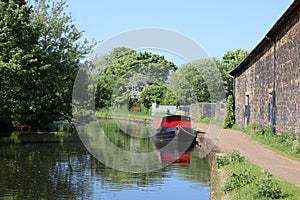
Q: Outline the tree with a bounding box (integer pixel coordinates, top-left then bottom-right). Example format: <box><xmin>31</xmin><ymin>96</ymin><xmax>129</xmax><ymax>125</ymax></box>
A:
<box><xmin>0</xmin><ymin>0</ymin><xmax>42</xmax><ymax>130</ymax></box>
<box><xmin>95</xmin><ymin>47</ymin><xmax>177</xmax><ymax>110</ymax></box>
<box><xmin>224</xmin><ymin>95</ymin><xmax>235</xmax><ymax>129</ymax></box>
<box><xmin>220</xmin><ymin>49</ymin><xmax>250</xmax><ymax>97</ymax></box>
<box><xmin>31</xmin><ymin>0</ymin><xmax>93</xmax><ymax>124</ymax></box>
<box><xmin>0</xmin><ymin>0</ymin><xmax>93</xmax><ymax>131</ymax></box>
<box><xmin>168</xmin><ymin>58</ymin><xmax>224</xmax><ymax>105</ymax></box>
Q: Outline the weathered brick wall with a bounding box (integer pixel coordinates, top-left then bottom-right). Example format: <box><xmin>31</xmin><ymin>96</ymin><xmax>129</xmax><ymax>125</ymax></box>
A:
<box><xmin>275</xmin><ymin>17</ymin><xmax>300</xmax><ymax>133</ymax></box>
<box><xmin>234</xmin><ymin>7</ymin><xmax>300</xmax><ymax>134</ymax></box>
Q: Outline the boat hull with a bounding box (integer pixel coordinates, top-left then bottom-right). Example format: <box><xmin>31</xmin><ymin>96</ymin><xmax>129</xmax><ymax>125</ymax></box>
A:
<box><xmin>152</xmin><ymin>127</ymin><xmax>196</xmax><ymax>151</ymax></box>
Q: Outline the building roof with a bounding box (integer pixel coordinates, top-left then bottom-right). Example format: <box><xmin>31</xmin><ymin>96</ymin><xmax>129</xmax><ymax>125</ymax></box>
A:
<box><xmin>230</xmin><ymin>0</ymin><xmax>300</xmax><ymax>76</ymax></box>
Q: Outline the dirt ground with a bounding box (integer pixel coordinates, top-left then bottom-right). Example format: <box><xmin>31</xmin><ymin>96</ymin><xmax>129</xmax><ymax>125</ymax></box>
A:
<box><xmin>193</xmin><ymin>123</ymin><xmax>300</xmax><ymax>189</ymax></box>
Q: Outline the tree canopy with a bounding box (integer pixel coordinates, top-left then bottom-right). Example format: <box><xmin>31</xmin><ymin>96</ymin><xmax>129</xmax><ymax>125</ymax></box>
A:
<box><xmin>94</xmin><ymin>47</ymin><xmax>177</xmax><ymax>111</ymax></box>
<box><xmin>168</xmin><ymin>58</ymin><xmax>224</xmax><ymax>105</ymax></box>
<box><xmin>220</xmin><ymin>49</ymin><xmax>250</xmax><ymax>97</ymax></box>
<box><xmin>0</xmin><ymin>0</ymin><xmax>93</xmax><ymax>131</ymax></box>
<box><xmin>94</xmin><ymin>49</ymin><xmax>249</xmax><ymax>112</ymax></box>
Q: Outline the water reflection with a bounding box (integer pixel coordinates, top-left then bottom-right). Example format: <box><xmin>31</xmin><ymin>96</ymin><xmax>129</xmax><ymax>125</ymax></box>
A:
<box><xmin>0</xmin><ymin>119</ymin><xmax>210</xmax><ymax>199</ymax></box>
<box><xmin>81</xmin><ymin>119</ymin><xmax>198</xmax><ymax>172</ymax></box>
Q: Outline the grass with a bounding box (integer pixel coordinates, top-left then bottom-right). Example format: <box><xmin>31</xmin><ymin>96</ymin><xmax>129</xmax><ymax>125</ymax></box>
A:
<box><xmin>240</xmin><ymin>123</ymin><xmax>300</xmax><ymax>161</ymax></box>
<box><xmin>228</xmin><ymin>122</ymin><xmax>300</xmax><ymax>161</ymax></box>
<box><xmin>95</xmin><ymin>108</ymin><xmax>152</xmax><ymax>122</ymax></box>
<box><xmin>191</xmin><ymin>115</ymin><xmax>224</xmax><ymax>127</ymax></box>
<box><xmin>214</xmin><ymin>151</ymin><xmax>300</xmax><ymax>200</ymax></box>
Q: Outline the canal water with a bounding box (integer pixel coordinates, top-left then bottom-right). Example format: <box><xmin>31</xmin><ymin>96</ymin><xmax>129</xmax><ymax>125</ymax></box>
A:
<box><xmin>0</xmin><ymin>119</ymin><xmax>210</xmax><ymax>199</ymax></box>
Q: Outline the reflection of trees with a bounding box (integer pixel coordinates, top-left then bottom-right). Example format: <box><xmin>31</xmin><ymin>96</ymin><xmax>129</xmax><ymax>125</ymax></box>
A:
<box><xmin>175</xmin><ymin>151</ymin><xmax>210</xmax><ymax>185</ymax></box>
<box><xmin>85</xmin><ymin>119</ymin><xmax>210</xmax><ymax>185</ymax></box>
<box><xmin>84</xmin><ymin>119</ymin><xmax>162</xmax><ymax>172</ymax></box>
<box><xmin>99</xmin><ymin>119</ymin><xmax>153</xmax><ymax>152</ymax></box>
<box><xmin>0</xmin><ymin>121</ymin><xmax>210</xmax><ymax>198</ymax></box>
<box><xmin>0</xmin><ymin>140</ymin><xmax>89</xmax><ymax>199</ymax></box>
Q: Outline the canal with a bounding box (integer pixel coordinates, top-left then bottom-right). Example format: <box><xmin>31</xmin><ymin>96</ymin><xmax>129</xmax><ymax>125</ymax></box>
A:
<box><xmin>0</xmin><ymin>119</ymin><xmax>210</xmax><ymax>199</ymax></box>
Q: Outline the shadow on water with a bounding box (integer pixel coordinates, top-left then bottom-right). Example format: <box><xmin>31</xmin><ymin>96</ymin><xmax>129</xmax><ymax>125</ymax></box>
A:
<box><xmin>0</xmin><ymin>119</ymin><xmax>210</xmax><ymax>199</ymax></box>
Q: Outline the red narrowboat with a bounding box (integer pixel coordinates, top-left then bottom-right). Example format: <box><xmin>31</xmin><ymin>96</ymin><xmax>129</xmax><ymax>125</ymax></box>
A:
<box><xmin>151</xmin><ymin>115</ymin><xmax>197</xmax><ymax>148</ymax></box>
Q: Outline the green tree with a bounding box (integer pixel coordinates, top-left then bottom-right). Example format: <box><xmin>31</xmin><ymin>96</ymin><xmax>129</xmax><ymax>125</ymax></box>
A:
<box><xmin>0</xmin><ymin>0</ymin><xmax>93</xmax><ymax>131</ymax></box>
<box><xmin>220</xmin><ymin>49</ymin><xmax>250</xmax><ymax>97</ymax></box>
<box><xmin>138</xmin><ymin>85</ymin><xmax>164</xmax><ymax>111</ymax></box>
<box><xmin>31</xmin><ymin>0</ymin><xmax>93</xmax><ymax>125</ymax></box>
<box><xmin>169</xmin><ymin>58</ymin><xmax>224</xmax><ymax>105</ymax></box>
<box><xmin>224</xmin><ymin>95</ymin><xmax>235</xmax><ymax>129</ymax></box>
<box><xmin>95</xmin><ymin>47</ymin><xmax>177</xmax><ymax>110</ymax></box>
<box><xmin>0</xmin><ymin>0</ymin><xmax>41</xmax><ymax>130</ymax></box>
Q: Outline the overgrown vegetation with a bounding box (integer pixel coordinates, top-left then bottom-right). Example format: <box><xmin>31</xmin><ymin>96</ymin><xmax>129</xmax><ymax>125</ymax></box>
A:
<box><xmin>236</xmin><ymin>123</ymin><xmax>300</xmax><ymax>161</ymax></box>
<box><xmin>93</xmin><ymin>47</ymin><xmax>178</xmax><ymax>111</ymax></box>
<box><xmin>224</xmin><ymin>95</ymin><xmax>235</xmax><ymax>129</ymax></box>
<box><xmin>256</xmin><ymin>170</ymin><xmax>283</xmax><ymax>199</ymax></box>
<box><xmin>215</xmin><ymin>150</ymin><xmax>245</xmax><ymax>169</ymax></box>
<box><xmin>223</xmin><ymin>169</ymin><xmax>253</xmax><ymax>192</ymax></box>
<box><xmin>215</xmin><ymin>151</ymin><xmax>300</xmax><ymax>199</ymax></box>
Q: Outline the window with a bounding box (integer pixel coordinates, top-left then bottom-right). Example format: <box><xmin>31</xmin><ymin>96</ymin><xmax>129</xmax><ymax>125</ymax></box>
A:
<box><xmin>244</xmin><ymin>93</ymin><xmax>250</xmax><ymax>126</ymax></box>
<box><xmin>268</xmin><ymin>90</ymin><xmax>273</xmax><ymax>123</ymax></box>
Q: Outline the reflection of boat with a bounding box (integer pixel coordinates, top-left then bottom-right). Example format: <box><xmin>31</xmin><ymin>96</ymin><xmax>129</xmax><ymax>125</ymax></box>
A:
<box><xmin>160</xmin><ymin>151</ymin><xmax>191</xmax><ymax>164</ymax></box>
<box><xmin>153</xmin><ymin>138</ymin><xmax>193</xmax><ymax>165</ymax></box>
<box><xmin>151</xmin><ymin>115</ymin><xmax>197</xmax><ymax>148</ymax></box>
<box><xmin>152</xmin><ymin>137</ymin><xmax>192</xmax><ymax>165</ymax></box>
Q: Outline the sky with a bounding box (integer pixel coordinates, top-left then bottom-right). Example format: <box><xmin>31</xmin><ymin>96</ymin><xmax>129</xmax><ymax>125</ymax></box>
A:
<box><xmin>65</xmin><ymin>0</ymin><xmax>293</xmax><ymax>64</ymax></box>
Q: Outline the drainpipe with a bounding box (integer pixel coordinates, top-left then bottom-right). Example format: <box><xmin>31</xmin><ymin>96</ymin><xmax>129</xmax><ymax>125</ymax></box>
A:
<box><xmin>265</xmin><ymin>35</ymin><xmax>277</xmax><ymax>134</ymax></box>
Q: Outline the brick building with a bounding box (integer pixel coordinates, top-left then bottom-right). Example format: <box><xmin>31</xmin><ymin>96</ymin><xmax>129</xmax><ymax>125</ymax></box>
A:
<box><xmin>230</xmin><ymin>1</ymin><xmax>300</xmax><ymax>134</ymax></box>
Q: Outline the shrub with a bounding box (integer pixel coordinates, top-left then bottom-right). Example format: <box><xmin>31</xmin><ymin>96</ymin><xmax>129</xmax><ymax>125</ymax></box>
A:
<box><xmin>243</xmin><ymin>121</ymin><xmax>257</xmax><ymax>135</ymax></box>
<box><xmin>255</xmin><ymin>170</ymin><xmax>283</xmax><ymax>199</ymax></box>
<box><xmin>224</xmin><ymin>95</ymin><xmax>235</xmax><ymax>129</ymax></box>
<box><xmin>223</xmin><ymin>169</ymin><xmax>254</xmax><ymax>192</ymax></box>
<box><xmin>228</xmin><ymin>150</ymin><xmax>245</xmax><ymax>163</ymax></box>
<box><xmin>215</xmin><ymin>155</ymin><xmax>231</xmax><ymax>169</ymax></box>
<box><xmin>215</xmin><ymin>150</ymin><xmax>244</xmax><ymax>169</ymax></box>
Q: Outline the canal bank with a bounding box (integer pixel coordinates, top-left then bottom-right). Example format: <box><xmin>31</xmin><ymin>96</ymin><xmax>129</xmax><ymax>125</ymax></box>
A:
<box><xmin>205</xmin><ymin>146</ymin><xmax>223</xmax><ymax>200</ymax></box>
<box><xmin>195</xmin><ymin>124</ymin><xmax>300</xmax><ymax>199</ymax></box>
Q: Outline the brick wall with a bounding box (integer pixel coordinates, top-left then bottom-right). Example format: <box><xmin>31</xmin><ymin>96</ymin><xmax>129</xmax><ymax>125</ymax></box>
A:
<box><xmin>234</xmin><ymin>7</ymin><xmax>300</xmax><ymax>134</ymax></box>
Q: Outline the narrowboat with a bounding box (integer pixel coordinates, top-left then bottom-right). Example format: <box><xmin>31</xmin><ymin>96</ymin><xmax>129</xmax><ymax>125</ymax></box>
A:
<box><xmin>151</xmin><ymin>115</ymin><xmax>197</xmax><ymax>150</ymax></box>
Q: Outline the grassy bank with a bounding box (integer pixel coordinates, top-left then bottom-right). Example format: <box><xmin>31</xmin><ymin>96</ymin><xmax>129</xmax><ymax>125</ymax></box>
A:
<box><xmin>191</xmin><ymin>116</ymin><xmax>224</xmax><ymax>127</ymax></box>
<box><xmin>95</xmin><ymin>109</ymin><xmax>152</xmax><ymax>122</ymax></box>
<box><xmin>233</xmin><ymin>123</ymin><xmax>300</xmax><ymax>162</ymax></box>
<box><xmin>212</xmin><ymin>151</ymin><xmax>300</xmax><ymax>200</ymax></box>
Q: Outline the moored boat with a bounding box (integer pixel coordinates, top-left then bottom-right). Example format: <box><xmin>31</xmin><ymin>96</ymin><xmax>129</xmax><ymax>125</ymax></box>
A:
<box><xmin>151</xmin><ymin>115</ymin><xmax>197</xmax><ymax>149</ymax></box>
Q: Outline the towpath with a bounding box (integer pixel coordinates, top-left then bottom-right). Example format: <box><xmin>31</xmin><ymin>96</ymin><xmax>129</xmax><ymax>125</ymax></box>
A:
<box><xmin>193</xmin><ymin>123</ymin><xmax>300</xmax><ymax>188</ymax></box>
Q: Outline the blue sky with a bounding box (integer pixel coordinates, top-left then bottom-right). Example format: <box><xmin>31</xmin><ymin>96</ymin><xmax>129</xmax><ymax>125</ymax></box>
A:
<box><xmin>66</xmin><ymin>0</ymin><xmax>293</xmax><ymax>63</ymax></box>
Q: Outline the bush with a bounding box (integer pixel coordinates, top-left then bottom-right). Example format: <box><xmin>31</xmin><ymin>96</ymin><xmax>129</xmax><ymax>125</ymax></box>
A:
<box><xmin>223</xmin><ymin>169</ymin><xmax>254</xmax><ymax>192</ymax></box>
<box><xmin>224</xmin><ymin>95</ymin><xmax>235</xmax><ymax>129</ymax></box>
<box><xmin>243</xmin><ymin>121</ymin><xmax>257</xmax><ymax>134</ymax></box>
<box><xmin>215</xmin><ymin>155</ymin><xmax>231</xmax><ymax>169</ymax></box>
<box><xmin>256</xmin><ymin>170</ymin><xmax>283</xmax><ymax>199</ymax></box>
<box><xmin>215</xmin><ymin>150</ymin><xmax>244</xmax><ymax>169</ymax></box>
